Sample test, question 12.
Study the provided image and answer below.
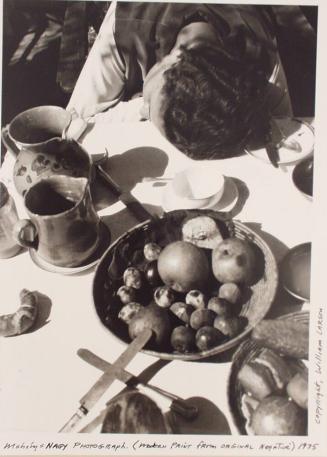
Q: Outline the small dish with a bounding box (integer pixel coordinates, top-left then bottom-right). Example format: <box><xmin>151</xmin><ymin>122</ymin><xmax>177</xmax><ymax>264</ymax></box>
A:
<box><xmin>280</xmin><ymin>242</ymin><xmax>311</xmax><ymax>301</ymax></box>
<box><xmin>29</xmin><ymin>221</ymin><xmax>111</xmax><ymax>275</ymax></box>
<box><xmin>162</xmin><ymin>176</ymin><xmax>238</xmax><ymax>213</ymax></box>
<box><xmin>245</xmin><ymin>118</ymin><xmax>314</xmax><ymax>165</ymax></box>
<box><xmin>292</xmin><ymin>156</ymin><xmax>313</xmax><ymax>200</ymax></box>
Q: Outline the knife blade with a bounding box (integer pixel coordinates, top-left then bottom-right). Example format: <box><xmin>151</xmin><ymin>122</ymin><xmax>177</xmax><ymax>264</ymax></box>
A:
<box><xmin>265</xmin><ymin>142</ymin><xmax>280</xmax><ymax>168</ymax></box>
<box><xmin>95</xmin><ymin>163</ymin><xmax>153</xmax><ymax>222</ymax></box>
<box><xmin>59</xmin><ymin>328</ymin><xmax>152</xmax><ymax>433</ymax></box>
<box><xmin>77</xmin><ymin>348</ymin><xmax>198</xmax><ymax>420</ymax></box>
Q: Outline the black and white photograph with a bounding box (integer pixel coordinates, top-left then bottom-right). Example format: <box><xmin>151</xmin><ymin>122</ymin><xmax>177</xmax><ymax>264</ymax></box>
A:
<box><xmin>0</xmin><ymin>0</ymin><xmax>326</xmax><ymax>455</ymax></box>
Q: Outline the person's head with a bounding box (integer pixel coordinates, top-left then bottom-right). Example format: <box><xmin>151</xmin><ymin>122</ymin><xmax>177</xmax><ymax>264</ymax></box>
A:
<box><xmin>142</xmin><ymin>40</ymin><xmax>271</xmax><ymax>159</ymax></box>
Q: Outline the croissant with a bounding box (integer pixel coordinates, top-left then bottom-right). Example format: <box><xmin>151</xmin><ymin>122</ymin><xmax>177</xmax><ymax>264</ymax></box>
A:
<box><xmin>0</xmin><ymin>289</ymin><xmax>38</xmax><ymax>337</ymax></box>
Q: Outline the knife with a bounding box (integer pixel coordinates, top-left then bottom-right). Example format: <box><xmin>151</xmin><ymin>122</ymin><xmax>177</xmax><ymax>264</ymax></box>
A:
<box><xmin>77</xmin><ymin>348</ymin><xmax>198</xmax><ymax>420</ymax></box>
<box><xmin>94</xmin><ymin>149</ymin><xmax>153</xmax><ymax>222</ymax></box>
<box><xmin>59</xmin><ymin>328</ymin><xmax>152</xmax><ymax>433</ymax></box>
<box><xmin>265</xmin><ymin>141</ymin><xmax>280</xmax><ymax>168</ymax></box>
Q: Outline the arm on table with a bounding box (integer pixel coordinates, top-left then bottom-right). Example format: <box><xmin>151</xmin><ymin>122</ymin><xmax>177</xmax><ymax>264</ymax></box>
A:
<box><xmin>67</xmin><ymin>1</ymin><xmax>128</xmax><ymax>119</ymax></box>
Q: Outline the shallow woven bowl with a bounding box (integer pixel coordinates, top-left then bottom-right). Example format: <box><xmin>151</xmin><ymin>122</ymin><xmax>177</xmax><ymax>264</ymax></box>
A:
<box><xmin>227</xmin><ymin>310</ymin><xmax>309</xmax><ymax>434</ymax></box>
<box><xmin>92</xmin><ymin>209</ymin><xmax>278</xmax><ymax>361</ymax></box>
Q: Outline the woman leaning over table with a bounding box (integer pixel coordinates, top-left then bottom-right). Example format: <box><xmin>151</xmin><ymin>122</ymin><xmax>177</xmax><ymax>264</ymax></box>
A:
<box><xmin>67</xmin><ymin>1</ymin><xmax>293</xmax><ymax>159</ymax></box>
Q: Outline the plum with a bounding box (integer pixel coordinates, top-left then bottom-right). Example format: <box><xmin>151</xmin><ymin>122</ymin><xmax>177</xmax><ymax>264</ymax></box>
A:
<box><xmin>207</xmin><ymin>297</ymin><xmax>232</xmax><ymax>317</ymax></box>
<box><xmin>144</xmin><ymin>261</ymin><xmax>162</xmax><ymax>287</ymax></box>
<box><xmin>170</xmin><ymin>326</ymin><xmax>195</xmax><ymax>353</ymax></box>
<box><xmin>144</xmin><ymin>242</ymin><xmax>162</xmax><ymax>261</ymax></box>
<box><xmin>213</xmin><ymin>316</ymin><xmax>243</xmax><ymax>338</ymax></box>
<box><xmin>118</xmin><ymin>302</ymin><xmax>143</xmax><ymax>324</ymax></box>
<box><xmin>170</xmin><ymin>302</ymin><xmax>194</xmax><ymax>324</ymax></box>
<box><xmin>128</xmin><ymin>304</ymin><xmax>171</xmax><ymax>345</ymax></box>
<box><xmin>195</xmin><ymin>326</ymin><xmax>224</xmax><ymax>351</ymax></box>
<box><xmin>190</xmin><ymin>309</ymin><xmax>215</xmax><ymax>330</ymax></box>
<box><xmin>185</xmin><ymin>290</ymin><xmax>206</xmax><ymax>309</ymax></box>
<box><xmin>218</xmin><ymin>282</ymin><xmax>241</xmax><ymax>304</ymax></box>
<box><xmin>117</xmin><ymin>285</ymin><xmax>137</xmax><ymax>304</ymax></box>
<box><xmin>123</xmin><ymin>267</ymin><xmax>143</xmax><ymax>289</ymax></box>
<box><xmin>154</xmin><ymin>286</ymin><xmax>175</xmax><ymax>308</ymax></box>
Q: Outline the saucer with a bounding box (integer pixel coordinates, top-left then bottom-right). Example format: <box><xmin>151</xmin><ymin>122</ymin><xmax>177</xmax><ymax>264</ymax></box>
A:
<box><xmin>245</xmin><ymin>118</ymin><xmax>314</xmax><ymax>165</ymax></box>
<box><xmin>280</xmin><ymin>242</ymin><xmax>311</xmax><ymax>301</ymax></box>
<box><xmin>292</xmin><ymin>155</ymin><xmax>313</xmax><ymax>200</ymax></box>
<box><xmin>29</xmin><ymin>221</ymin><xmax>111</xmax><ymax>275</ymax></box>
<box><xmin>162</xmin><ymin>176</ymin><xmax>238</xmax><ymax>213</ymax></box>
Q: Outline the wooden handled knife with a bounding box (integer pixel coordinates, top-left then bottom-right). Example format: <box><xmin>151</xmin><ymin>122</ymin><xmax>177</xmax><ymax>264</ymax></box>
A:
<box><xmin>77</xmin><ymin>348</ymin><xmax>198</xmax><ymax>421</ymax></box>
<box><xmin>59</xmin><ymin>328</ymin><xmax>152</xmax><ymax>433</ymax></box>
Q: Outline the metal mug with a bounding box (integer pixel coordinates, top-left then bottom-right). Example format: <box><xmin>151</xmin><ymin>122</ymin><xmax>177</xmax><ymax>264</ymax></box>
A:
<box><xmin>13</xmin><ymin>175</ymin><xmax>100</xmax><ymax>268</ymax></box>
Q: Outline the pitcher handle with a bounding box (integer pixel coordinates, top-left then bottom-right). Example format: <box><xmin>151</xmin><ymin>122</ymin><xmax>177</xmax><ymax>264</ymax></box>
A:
<box><xmin>13</xmin><ymin>219</ymin><xmax>38</xmax><ymax>250</ymax></box>
<box><xmin>63</xmin><ymin>108</ymin><xmax>88</xmax><ymax>141</ymax></box>
<box><xmin>1</xmin><ymin>125</ymin><xmax>21</xmax><ymax>157</ymax></box>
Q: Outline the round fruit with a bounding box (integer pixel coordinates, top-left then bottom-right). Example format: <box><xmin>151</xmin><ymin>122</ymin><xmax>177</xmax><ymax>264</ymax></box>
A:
<box><xmin>118</xmin><ymin>302</ymin><xmax>143</xmax><ymax>324</ymax></box>
<box><xmin>144</xmin><ymin>261</ymin><xmax>162</xmax><ymax>287</ymax></box>
<box><xmin>213</xmin><ymin>316</ymin><xmax>243</xmax><ymax>337</ymax></box>
<box><xmin>195</xmin><ymin>326</ymin><xmax>224</xmax><ymax>351</ymax></box>
<box><xmin>157</xmin><ymin>241</ymin><xmax>210</xmax><ymax>293</ymax></box>
<box><xmin>144</xmin><ymin>242</ymin><xmax>162</xmax><ymax>261</ymax></box>
<box><xmin>117</xmin><ymin>285</ymin><xmax>137</xmax><ymax>304</ymax></box>
<box><xmin>170</xmin><ymin>326</ymin><xmax>195</xmax><ymax>353</ymax></box>
<box><xmin>154</xmin><ymin>286</ymin><xmax>175</xmax><ymax>308</ymax></box>
<box><xmin>123</xmin><ymin>267</ymin><xmax>143</xmax><ymax>289</ymax></box>
<box><xmin>212</xmin><ymin>238</ymin><xmax>256</xmax><ymax>285</ymax></box>
<box><xmin>251</xmin><ymin>395</ymin><xmax>307</xmax><ymax>435</ymax></box>
<box><xmin>287</xmin><ymin>371</ymin><xmax>308</xmax><ymax>409</ymax></box>
<box><xmin>218</xmin><ymin>283</ymin><xmax>241</xmax><ymax>304</ymax></box>
<box><xmin>207</xmin><ymin>297</ymin><xmax>231</xmax><ymax>316</ymax></box>
<box><xmin>128</xmin><ymin>304</ymin><xmax>171</xmax><ymax>345</ymax></box>
<box><xmin>190</xmin><ymin>309</ymin><xmax>216</xmax><ymax>330</ymax></box>
<box><xmin>185</xmin><ymin>290</ymin><xmax>206</xmax><ymax>309</ymax></box>
<box><xmin>102</xmin><ymin>390</ymin><xmax>169</xmax><ymax>433</ymax></box>
<box><xmin>170</xmin><ymin>302</ymin><xmax>193</xmax><ymax>324</ymax></box>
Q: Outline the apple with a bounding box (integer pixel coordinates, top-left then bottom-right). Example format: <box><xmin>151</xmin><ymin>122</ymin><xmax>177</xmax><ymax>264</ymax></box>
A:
<box><xmin>157</xmin><ymin>241</ymin><xmax>209</xmax><ymax>293</ymax></box>
<box><xmin>212</xmin><ymin>238</ymin><xmax>256</xmax><ymax>285</ymax></box>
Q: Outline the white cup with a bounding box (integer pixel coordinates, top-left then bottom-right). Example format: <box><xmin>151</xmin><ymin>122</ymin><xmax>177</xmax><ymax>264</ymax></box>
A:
<box><xmin>168</xmin><ymin>165</ymin><xmax>225</xmax><ymax>210</ymax></box>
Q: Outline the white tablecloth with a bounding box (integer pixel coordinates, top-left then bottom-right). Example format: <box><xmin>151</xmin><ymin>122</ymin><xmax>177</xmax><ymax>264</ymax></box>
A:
<box><xmin>0</xmin><ymin>120</ymin><xmax>313</xmax><ymax>435</ymax></box>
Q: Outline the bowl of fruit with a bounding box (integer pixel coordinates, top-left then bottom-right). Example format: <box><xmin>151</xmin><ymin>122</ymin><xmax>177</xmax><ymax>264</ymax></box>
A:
<box><xmin>92</xmin><ymin>209</ymin><xmax>278</xmax><ymax>361</ymax></box>
<box><xmin>228</xmin><ymin>311</ymin><xmax>309</xmax><ymax>435</ymax></box>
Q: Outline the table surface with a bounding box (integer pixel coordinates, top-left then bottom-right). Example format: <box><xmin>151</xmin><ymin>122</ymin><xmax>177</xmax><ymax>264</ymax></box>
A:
<box><xmin>0</xmin><ymin>119</ymin><xmax>313</xmax><ymax>435</ymax></box>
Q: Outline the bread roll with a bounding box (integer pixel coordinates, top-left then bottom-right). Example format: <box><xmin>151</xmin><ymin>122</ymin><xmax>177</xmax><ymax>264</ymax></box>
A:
<box><xmin>182</xmin><ymin>216</ymin><xmax>223</xmax><ymax>249</ymax></box>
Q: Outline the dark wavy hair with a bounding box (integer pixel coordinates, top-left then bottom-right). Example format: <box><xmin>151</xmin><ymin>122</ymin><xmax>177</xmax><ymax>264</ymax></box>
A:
<box><xmin>161</xmin><ymin>43</ymin><xmax>271</xmax><ymax>159</ymax></box>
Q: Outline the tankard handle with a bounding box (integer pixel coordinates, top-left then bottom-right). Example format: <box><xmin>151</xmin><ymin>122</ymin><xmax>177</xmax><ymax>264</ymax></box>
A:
<box><xmin>62</xmin><ymin>108</ymin><xmax>88</xmax><ymax>141</ymax></box>
<box><xmin>1</xmin><ymin>125</ymin><xmax>21</xmax><ymax>157</ymax></box>
<box><xmin>13</xmin><ymin>219</ymin><xmax>38</xmax><ymax>250</ymax></box>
